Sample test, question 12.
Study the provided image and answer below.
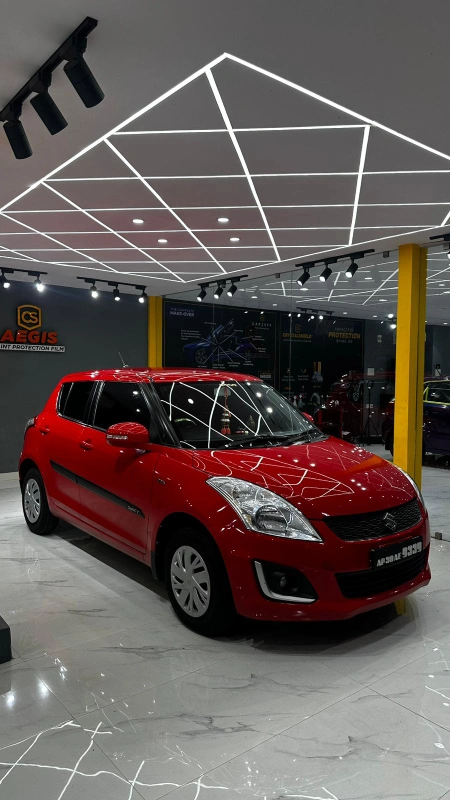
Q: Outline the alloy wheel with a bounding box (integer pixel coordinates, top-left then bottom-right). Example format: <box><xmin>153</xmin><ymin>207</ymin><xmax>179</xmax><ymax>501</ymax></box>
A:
<box><xmin>24</xmin><ymin>478</ymin><xmax>41</xmax><ymax>523</ymax></box>
<box><xmin>170</xmin><ymin>545</ymin><xmax>211</xmax><ymax>617</ymax></box>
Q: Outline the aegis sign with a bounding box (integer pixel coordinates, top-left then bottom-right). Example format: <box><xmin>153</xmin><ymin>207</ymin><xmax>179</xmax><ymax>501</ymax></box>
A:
<box><xmin>0</xmin><ymin>305</ymin><xmax>65</xmax><ymax>352</ymax></box>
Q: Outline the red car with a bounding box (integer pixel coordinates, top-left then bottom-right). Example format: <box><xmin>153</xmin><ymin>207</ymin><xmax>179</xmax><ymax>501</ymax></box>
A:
<box><xmin>19</xmin><ymin>368</ymin><xmax>430</xmax><ymax>635</ymax></box>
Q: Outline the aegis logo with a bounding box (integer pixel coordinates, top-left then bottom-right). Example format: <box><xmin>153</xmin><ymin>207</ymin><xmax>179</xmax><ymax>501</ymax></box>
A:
<box><xmin>17</xmin><ymin>305</ymin><xmax>42</xmax><ymax>331</ymax></box>
<box><xmin>1</xmin><ymin>305</ymin><xmax>58</xmax><ymax>345</ymax></box>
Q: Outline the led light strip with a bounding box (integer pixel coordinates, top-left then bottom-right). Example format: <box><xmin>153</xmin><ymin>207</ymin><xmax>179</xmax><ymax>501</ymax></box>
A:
<box><xmin>113</xmin><ymin>124</ymin><xmax>367</xmax><ymax>134</ymax></box>
<box><xmin>205</xmin><ymin>68</ymin><xmax>280</xmax><ymax>262</ymax></box>
<box><xmin>103</xmin><ymin>139</ymin><xmax>226</xmax><ymax>275</ymax></box>
<box><xmin>348</xmin><ymin>127</ymin><xmax>370</xmax><ymax>245</ymax></box>
<box><xmin>42</xmin><ymin>183</ymin><xmax>184</xmax><ymax>282</ymax></box>
<box><xmin>0</xmin><ymin>211</ymin><xmax>119</xmax><ymax>273</ymax></box>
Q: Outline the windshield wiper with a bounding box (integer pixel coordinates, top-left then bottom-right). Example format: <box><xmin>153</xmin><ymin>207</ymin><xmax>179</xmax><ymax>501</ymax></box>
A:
<box><xmin>219</xmin><ymin>432</ymin><xmax>308</xmax><ymax>449</ymax></box>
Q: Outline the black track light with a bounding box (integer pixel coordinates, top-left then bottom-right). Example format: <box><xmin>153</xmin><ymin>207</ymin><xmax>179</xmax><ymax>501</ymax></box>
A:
<box><xmin>138</xmin><ymin>289</ymin><xmax>147</xmax><ymax>304</ymax></box>
<box><xmin>1</xmin><ymin>270</ymin><xmax>11</xmax><ymax>289</ymax></box>
<box><xmin>90</xmin><ymin>283</ymin><xmax>99</xmax><ymax>298</ymax></box>
<box><xmin>197</xmin><ymin>286</ymin><xmax>207</xmax><ymax>302</ymax></box>
<box><xmin>298</xmin><ymin>266</ymin><xmax>311</xmax><ymax>286</ymax></box>
<box><xmin>64</xmin><ymin>53</ymin><xmax>104</xmax><ymax>108</ymax></box>
<box><xmin>227</xmin><ymin>282</ymin><xmax>238</xmax><ymax>297</ymax></box>
<box><xmin>346</xmin><ymin>257</ymin><xmax>359</xmax><ymax>278</ymax></box>
<box><xmin>214</xmin><ymin>283</ymin><xmax>224</xmax><ymax>300</ymax></box>
<box><xmin>319</xmin><ymin>266</ymin><xmax>332</xmax><ymax>282</ymax></box>
<box><xmin>113</xmin><ymin>286</ymin><xmax>120</xmax><ymax>302</ymax></box>
<box><xmin>3</xmin><ymin>118</ymin><xmax>32</xmax><ymax>159</ymax></box>
<box><xmin>34</xmin><ymin>276</ymin><xmax>45</xmax><ymax>293</ymax></box>
<box><xmin>30</xmin><ymin>89</ymin><xmax>67</xmax><ymax>135</ymax></box>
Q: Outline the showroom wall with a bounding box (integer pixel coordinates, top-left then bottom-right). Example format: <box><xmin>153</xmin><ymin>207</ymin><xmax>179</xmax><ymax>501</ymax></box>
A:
<box><xmin>0</xmin><ymin>283</ymin><xmax>148</xmax><ymax>472</ymax></box>
<box><xmin>429</xmin><ymin>326</ymin><xmax>450</xmax><ymax>376</ymax></box>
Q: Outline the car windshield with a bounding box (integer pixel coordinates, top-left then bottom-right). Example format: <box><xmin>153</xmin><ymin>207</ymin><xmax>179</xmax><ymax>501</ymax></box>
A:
<box><xmin>154</xmin><ymin>380</ymin><xmax>324</xmax><ymax>449</ymax></box>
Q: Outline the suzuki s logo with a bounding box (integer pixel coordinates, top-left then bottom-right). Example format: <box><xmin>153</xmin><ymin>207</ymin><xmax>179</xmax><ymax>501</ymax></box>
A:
<box><xmin>17</xmin><ymin>305</ymin><xmax>42</xmax><ymax>331</ymax></box>
<box><xmin>383</xmin><ymin>512</ymin><xmax>397</xmax><ymax>532</ymax></box>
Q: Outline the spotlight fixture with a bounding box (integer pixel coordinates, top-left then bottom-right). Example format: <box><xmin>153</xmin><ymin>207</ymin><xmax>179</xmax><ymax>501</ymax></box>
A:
<box><xmin>319</xmin><ymin>266</ymin><xmax>332</xmax><ymax>282</ymax></box>
<box><xmin>0</xmin><ymin>269</ymin><xmax>12</xmax><ymax>289</ymax></box>
<box><xmin>158</xmin><ymin>238</ymin><xmax>168</xmax><ymax>244</ymax></box>
<box><xmin>90</xmin><ymin>284</ymin><xmax>99</xmax><ymax>298</ymax></box>
<box><xmin>298</xmin><ymin>265</ymin><xmax>311</xmax><ymax>286</ymax></box>
<box><xmin>214</xmin><ymin>283</ymin><xmax>224</xmax><ymax>300</ymax></box>
<box><xmin>138</xmin><ymin>289</ymin><xmax>147</xmax><ymax>304</ymax></box>
<box><xmin>390</xmin><ymin>322</ymin><xmax>397</xmax><ymax>330</ymax></box>
<box><xmin>113</xmin><ymin>287</ymin><xmax>120</xmax><ymax>302</ymax></box>
<box><xmin>217</xmin><ymin>217</ymin><xmax>229</xmax><ymax>224</ymax></box>
<box><xmin>197</xmin><ymin>285</ymin><xmax>207</xmax><ymax>302</ymax></box>
<box><xmin>230</xmin><ymin>237</ymin><xmax>240</xmax><ymax>243</ymax></box>
<box><xmin>345</xmin><ymin>257</ymin><xmax>359</xmax><ymax>278</ymax></box>
<box><xmin>3</xmin><ymin>117</ymin><xmax>32</xmax><ymax>160</ymax></box>
<box><xmin>133</xmin><ymin>218</ymin><xmax>144</xmax><ymax>225</ymax></box>
<box><xmin>29</xmin><ymin>71</ymin><xmax>67</xmax><ymax>135</ymax></box>
<box><xmin>63</xmin><ymin>26</ymin><xmax>104</xmax><ymax>109</ymax></box>
<box><xmin>387</xmin><ymin>313</ymin><xmax>394</xmax><ymax>319</ymax></box>
<box><xmin>227</xmin><ymin>281</ymin><xmax>238</xmax><ymax>297</ymax></box>
<box><xmin>0</xmin><ymin>18</ymin><xmax>102</xmax><ymax>159</ymax></box>
<box><xmin>33</xmin><ymin>276</ymin><xmax>45</xmax><ymax>292</ymax></box>
<box><xmin>318</xmin><ymin>314</ymin><xmax>324</xmax><ymax>320</ymax></box>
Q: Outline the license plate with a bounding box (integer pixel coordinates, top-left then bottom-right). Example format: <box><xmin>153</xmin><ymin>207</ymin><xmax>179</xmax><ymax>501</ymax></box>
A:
<box><xmin>371</xmin><ymin>536</ymin><xmax>423</xmax><ymax>570</ymax></box>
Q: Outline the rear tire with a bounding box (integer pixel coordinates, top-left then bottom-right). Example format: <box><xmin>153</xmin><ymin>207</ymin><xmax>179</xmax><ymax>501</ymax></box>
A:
<box><xmin>22</xmin><ymin>468</ymin><xmax>59</xmax><ymax>535</ymax></box>
<box><xmin>164</xmin><ymin>526</ymin><xmax>236</xmax><ymax>636</ymax></box>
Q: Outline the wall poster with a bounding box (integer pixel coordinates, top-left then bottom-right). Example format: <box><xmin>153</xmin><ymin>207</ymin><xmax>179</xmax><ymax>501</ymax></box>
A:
<box><xmin>280</xmin><ymin>315</ymin><xmax>365</xmax><ymax>396</ymax></box>
<box><xmin>164</xmin><ymin>301</ymin><xmax>276</xmax><ymax>381</ymax></box>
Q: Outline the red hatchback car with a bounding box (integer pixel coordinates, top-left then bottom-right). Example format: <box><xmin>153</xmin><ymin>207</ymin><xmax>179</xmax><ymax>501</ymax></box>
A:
<box><xmin>19</xmin><ymin>368</ymin><xmax>430</xmax><ymax>634</ymax></box>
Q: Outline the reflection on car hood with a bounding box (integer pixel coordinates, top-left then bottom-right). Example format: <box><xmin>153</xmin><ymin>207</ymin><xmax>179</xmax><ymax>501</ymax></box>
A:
<box><xmin>193</xmin><ymin>437</ymin><xmax>416</xmax><ymax>518</ymax></box>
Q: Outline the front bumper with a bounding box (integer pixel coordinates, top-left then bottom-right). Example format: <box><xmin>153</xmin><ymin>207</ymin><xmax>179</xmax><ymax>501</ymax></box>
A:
<box><xmin>222</xmin><ymin>514</ymin><xmax>431</xmax><ymax>622</ymax></box>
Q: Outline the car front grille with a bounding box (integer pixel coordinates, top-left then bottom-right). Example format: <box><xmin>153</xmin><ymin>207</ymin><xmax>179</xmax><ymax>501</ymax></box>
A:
<box><xmin>325</xmin><ymin>498</ymin><xmax>422</xmax><ymax>541</ymax></box>
<box><xmin>336</xmin><ymin>548</ymin><xmax>428</xmax><ymax>599</ymax></box>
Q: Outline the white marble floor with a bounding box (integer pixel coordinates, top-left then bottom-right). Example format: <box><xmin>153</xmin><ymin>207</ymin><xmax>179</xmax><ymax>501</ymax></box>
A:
<box><xmin>1</xmin><ymin>470</ymin><xmax>450</xmax><ymax>800</ymax></box>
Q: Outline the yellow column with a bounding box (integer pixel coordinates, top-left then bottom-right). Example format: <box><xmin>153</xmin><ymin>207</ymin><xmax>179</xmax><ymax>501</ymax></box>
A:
<box><xmin>148</xmin><ymin>296</ymin><xmax>163</xmax><ymax>368</ymax></box>
<box><xmin>393</xmin><ymin>244</ymin><xmax>427</xmax><ymax>487</ymax></box>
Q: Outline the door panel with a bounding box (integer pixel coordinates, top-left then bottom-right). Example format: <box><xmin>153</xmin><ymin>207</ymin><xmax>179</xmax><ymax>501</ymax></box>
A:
<box><xmin>42</xmin><ymin>381</ymin><xmax>95</xmax><ymax>515</ymax></box>
<box><xmin>44</xmin><ymin>417</ymin><xmax>87</xmax><ymax>515</ymax></box>
<box><xmin>76</xmin><ymin>381</ymin><xmax>159</xmax><ymax>553</ymax></box>
<box><xmin>76</xmin><ymin>429</ymin><xmax>159</xmax><ymax>552</ymax></box>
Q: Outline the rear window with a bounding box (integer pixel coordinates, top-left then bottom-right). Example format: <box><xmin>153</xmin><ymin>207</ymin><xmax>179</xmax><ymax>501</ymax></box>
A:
<box><xmin>58</xmin><ymin>383</ymin><xmax>72</xmax><ymax>415</ymax></box>
<box><xmin>61</xmin><ymin>381</ymin><xmax>94</xmax><ymax>423</ymax></box>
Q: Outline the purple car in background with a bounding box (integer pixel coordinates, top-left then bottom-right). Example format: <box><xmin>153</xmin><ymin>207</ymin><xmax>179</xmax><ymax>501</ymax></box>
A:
<box><xmin>382</xmin><ymin>379</ymin><xmax>450</xmax><ymax>457</ymax></box>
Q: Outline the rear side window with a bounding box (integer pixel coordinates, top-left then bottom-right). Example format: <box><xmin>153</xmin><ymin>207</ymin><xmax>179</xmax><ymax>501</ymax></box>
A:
<box><xmin>93</xmin><ymin>382</ymin><xmax>151</xmax><ymax>431</ymax></box>
<box><xmin>58</xmin><ymin>383</ymin><xmax>72</xmax><ymax>415</ymax></box>
<box><xmin>62</xmin><ymin>381</ymin><xmax>94</xmax><ymax>423</ymax></box>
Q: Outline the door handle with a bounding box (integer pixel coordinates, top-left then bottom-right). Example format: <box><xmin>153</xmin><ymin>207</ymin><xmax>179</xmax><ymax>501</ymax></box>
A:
<box><xmin>80</xmin><ymin>440</ymin><xmax>94</xmax><ymax>451</ymax></box>
<box><xmin>38</xmin><ymin>425</ymin><xmax>50</xmax><ymax>435</ymax></box>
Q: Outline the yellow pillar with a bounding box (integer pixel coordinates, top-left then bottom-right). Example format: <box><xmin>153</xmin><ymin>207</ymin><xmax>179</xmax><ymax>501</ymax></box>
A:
<box><xmin>148</xmin><ymin>296</ymin><xmax>163</xmax><ymax>368</ymax></box>
<box><xmin>393</xmin><ymin>244</ymin><xmax>427</xmax><ymax>487</ymax></box>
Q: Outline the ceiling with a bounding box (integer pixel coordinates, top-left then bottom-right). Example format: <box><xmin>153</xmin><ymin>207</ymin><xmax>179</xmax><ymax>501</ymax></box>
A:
<box><xmin>1</xmin><ymin>1</ymin><xmax>450</xmax><ymax>301</ymax></box>
<box><xmin>169</xmin><ymin>247</ymin><xmax>450</xmax><ymax>325</ymax></box>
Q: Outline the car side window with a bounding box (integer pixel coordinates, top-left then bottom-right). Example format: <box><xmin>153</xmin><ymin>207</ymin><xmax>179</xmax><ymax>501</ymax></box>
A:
<box><xmin>93</xmin><ymin>382</ymin><xmax>151</xmax><ymax>431</ymax></box>
<box><xmin>62</xmin><ymin>381</ymin><xmax>95</xmax><ymax>423</ymax></box>
<box><xmin>58</xmin><ymin>382</ymin><xmax>72</xmax><ymax>415</ymax></box>
<box><xmin>428</xmin><ymin>387</ymin><xmax>450</xmax><ymax>404</ymax></box>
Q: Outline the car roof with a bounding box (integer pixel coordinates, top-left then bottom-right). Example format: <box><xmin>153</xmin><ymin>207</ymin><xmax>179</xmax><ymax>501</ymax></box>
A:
<box><xmin>60</xmin><ymin>368</ymin><xmax>263</xmax><ymax>384</ymax></box>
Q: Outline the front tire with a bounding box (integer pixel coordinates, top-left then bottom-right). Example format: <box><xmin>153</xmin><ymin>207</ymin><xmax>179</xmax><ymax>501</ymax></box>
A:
<box><xmin>22</xmin><ymin>468</ymin><xmax>59</xmax><ymax>535</ymax></box>
<box><xmin>164</xmin><ymin>526</ymin><xmax>235</xmax><ymax>636</ymax></box>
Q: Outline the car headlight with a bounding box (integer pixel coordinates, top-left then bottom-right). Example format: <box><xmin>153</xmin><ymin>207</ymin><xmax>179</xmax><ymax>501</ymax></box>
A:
<box><xmin>397</xmin><ymin>467</ymin><xmax>426</xmax><ymax>510</ymax></box>
<box><xmin>207</xmin><ymin>477</ymin><xmax>322</xmax><ymax>541</ymax></box>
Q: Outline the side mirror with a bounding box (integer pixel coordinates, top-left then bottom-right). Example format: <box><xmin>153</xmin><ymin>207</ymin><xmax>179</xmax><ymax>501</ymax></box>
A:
<box><xmin>106</xmin><ymin>422</ymin><xmax>149</xmax><ymax>448</ymax></box>
<box><xmin>302</xmin><ymin>412</ymin><xmax>314</xmax><ymax>424</ymax></box>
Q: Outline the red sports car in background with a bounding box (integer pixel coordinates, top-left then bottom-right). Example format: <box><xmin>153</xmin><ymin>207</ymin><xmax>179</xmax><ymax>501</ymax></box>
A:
<box><xmin>19</xmin><ymin>368</ymin><xmax>430</xmax><ymax>634</ymax></box>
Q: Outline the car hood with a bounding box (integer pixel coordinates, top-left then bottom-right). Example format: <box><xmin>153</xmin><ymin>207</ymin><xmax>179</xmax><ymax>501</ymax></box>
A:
<box><xmin>192</xmin><ymin>437</ymin><xmax>416</xmax><ymax>519</ymax></box>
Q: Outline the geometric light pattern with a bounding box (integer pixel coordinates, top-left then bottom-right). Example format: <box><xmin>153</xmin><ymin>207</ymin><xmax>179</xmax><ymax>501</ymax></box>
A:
<box><xmin>1</xmin><ymin>52</ymin><xmax>450</xmax><ymax>296</ymax></box>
